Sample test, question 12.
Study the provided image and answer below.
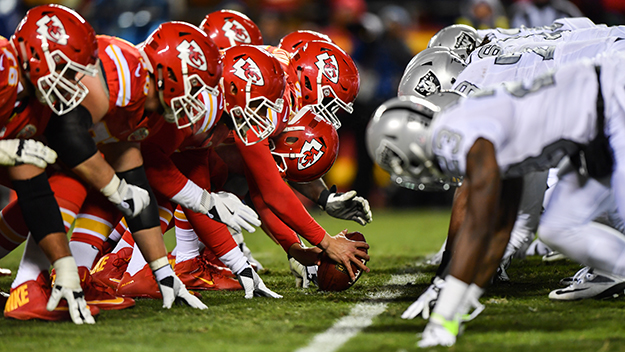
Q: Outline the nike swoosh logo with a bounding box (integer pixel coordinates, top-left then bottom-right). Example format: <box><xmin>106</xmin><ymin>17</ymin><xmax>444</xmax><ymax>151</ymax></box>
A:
<box><xmin>87</xmin><ymin>297</ymin><xmax>126</xmax><ymax>305</ymax></box>
<box><xmin>193</xmin><ymin>276</ymin><xmax>215</xmax><ymax>286</ymax></box>
<box><xmin>135</xmin><ymin>64</ymin><xmax>142</xmax><ymax>77</ymax></box>
<box><xmin>555</xmin><ymin>287</ymin><xmax>589</xmax><ymax>294</ymax></box>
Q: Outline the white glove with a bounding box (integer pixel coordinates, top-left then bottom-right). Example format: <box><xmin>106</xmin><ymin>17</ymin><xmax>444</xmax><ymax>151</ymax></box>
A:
<box><xmin>289</xmin><ymin>256</ymin><xmax>318</xmax><ymax>288</ymax></box>
<box><xmin>201</xmin><ymin>191</ymin><xmax>261</xmax><ymax>233</ymax></box>
<box><xmin>401</xmin><ymin>277</ymin><xmax>445</xmax><ymax>320</ymax></box>
<box><xmin>46</xmin><ymin>257</ymin><xmax>94</xmax><ymax>325</ymax></box>
<box><xmin>236</xmin><ymin>267</ymin><xmax>283</xmax><ymax>299</ymax></box>
<box><xmin>0</xmin><ymin>139</ymin><xmax>57</xmax><ymax>169</ymax></box>
<box><xmin>157</xmin><ymin>273</ymin><xmax>208</xmax><ymax>310</ymax></box>
<box><xmin>101</xmin><ymin>175</ymin><xmax>150</xmax><ymax>219</ymax></box>
<box><xmin>321</xmin><ymin>186</ymin><xmax>372</xmax><ymax>226</ymax></box>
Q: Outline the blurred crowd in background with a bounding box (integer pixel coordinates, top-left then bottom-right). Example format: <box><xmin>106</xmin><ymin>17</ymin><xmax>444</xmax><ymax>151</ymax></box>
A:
<box><xmin>1</xmin><ymin>0</ymin><xmax>624</xmax><ymax>209</ymax></box>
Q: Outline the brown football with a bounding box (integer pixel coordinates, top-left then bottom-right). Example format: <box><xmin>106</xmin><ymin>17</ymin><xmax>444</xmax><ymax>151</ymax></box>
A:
<box><xmin>317</xmin><ymin>231</ymin><xmax>368</xmax><ymax>291</ymax></box>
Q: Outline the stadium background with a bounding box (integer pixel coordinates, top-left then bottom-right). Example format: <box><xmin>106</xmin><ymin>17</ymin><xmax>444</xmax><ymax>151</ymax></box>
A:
<box><xmin>1</xmin><ymin>0</ymin><xmax>624</xmax><ymax>209</ymax></box>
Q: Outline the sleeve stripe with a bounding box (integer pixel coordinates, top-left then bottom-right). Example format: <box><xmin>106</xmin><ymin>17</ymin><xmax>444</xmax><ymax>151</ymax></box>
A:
<box><xmin>105</xmin><ymin>44</ymin><xmax>132</xmax><ymax>107</ymax></box>
<box><xmin>196</xmin><ymin>90</ymin><xmax>218</xmax><ymax>134</ymax></box>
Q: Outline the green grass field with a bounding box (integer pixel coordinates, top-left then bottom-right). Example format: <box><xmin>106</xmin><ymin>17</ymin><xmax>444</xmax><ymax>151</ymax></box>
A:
<box><xmin>1</xmin><ymin>208</ymin><xmax>625</xmax><ymax>352</ymax></box>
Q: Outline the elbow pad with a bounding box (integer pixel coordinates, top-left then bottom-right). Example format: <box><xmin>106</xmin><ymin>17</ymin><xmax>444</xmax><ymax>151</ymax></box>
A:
<box><xmin>44</xmin><ymin>105</ymin><xmax>99</xmax><ymax>168</ymax></box>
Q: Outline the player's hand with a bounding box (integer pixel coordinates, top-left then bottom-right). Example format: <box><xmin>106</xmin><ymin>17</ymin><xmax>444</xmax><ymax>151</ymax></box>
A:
<box><xmin>319</xmin><ymin>230</ymin><xmax>370</xmax><ymax>282</ymax></box>
<box><xmin>201</xmin><ymin>191</ymin><xmax>261</xmax><ymax>233</ymax></box>
<box><xmin>322</xmin><ymin>187</ymin><xmax>372</xmax><ymax>226</ymax></box>
<box><xmin>105</xmin><ymin>176</ymin><xmax>150</xmax><ymax>218</ymax></box>
<box><xmin>236</xmin><ymin>267</ymin><xmax>283</xmax><ymax>299</ymax></box>
<box><xmin>289</xmin><ymin>257</ymin><xmax>319</xmax><ymax>288</ymax></box>
<box><xmin>157</xmin><ymin>273</ymin><xmax>208</xmax><ymax>309</ymax></box>
<box><xmin>0</xmin><ymin>139</ymin><xmax>57</xmax><ymax>169</ymax></box>
<box><xmin>401</xmin><ymin>277</ymin><xmax>445</xmax><ymax>320</ymax></box>
<box><xmin>47</xmin><ymin>257</ymin><xmax>94</xmax><ymax>325</ymax></box>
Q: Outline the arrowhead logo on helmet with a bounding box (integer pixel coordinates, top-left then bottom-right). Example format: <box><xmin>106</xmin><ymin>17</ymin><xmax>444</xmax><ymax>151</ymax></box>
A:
<box><xmin>314</xmin><ymin>53</ymin><xmax>339</xmax><ymax>84</ymax></box>
<box><xmin>298</xmin><ymin>138</ymin><xmax>325</xmax><ymax>170</ymax></box>
<box><xmin>176</xmin><ymin>40</ymin><xmax>207</xmax><ymax>71</ymax></box>
<box><xmin>222</xmin><ymin>19</ymin><xmax>251</xmax><ymax>44</ymax></box>
<box><xmin>233</xmin><ymin>57</ymin><xmax>264</xmax><ymax>86</ymax></box>
<box><xmin>415</xmin><ymin>70</ymin><xmax>441</xmax><ymax>97</ymax></box>
<box><xmin>36</xmin><ymin>15</ymin><xmax>69</xmax><ymax>45</ymax></box>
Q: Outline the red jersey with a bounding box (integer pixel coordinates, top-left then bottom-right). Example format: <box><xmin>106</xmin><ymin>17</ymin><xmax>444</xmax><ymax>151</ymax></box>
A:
<box><xmin>90</xmin><ymin>35</ymin><xmax>159</xmax><ymax>145</ymax></box>
<box><xmin>0</xmin><ymin>37</ymin><xmax>18</xmax><ymax>128</ymax></box>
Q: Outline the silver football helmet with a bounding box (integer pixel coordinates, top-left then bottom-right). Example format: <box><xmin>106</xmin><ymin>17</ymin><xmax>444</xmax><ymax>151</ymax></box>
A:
<box><xmin>366</xmin><ymin>96</ymin><xmax>450</xmax><ymax>191</ymax></box>
<box><xmin>428</xmin><ymin>24</ymin><xmax>481</xmax><ymax>60</ymax></box>
<box><xmin>398</xmin><ymin>48</ymin><xmax>466</xmax><ymax>99</ymax></box>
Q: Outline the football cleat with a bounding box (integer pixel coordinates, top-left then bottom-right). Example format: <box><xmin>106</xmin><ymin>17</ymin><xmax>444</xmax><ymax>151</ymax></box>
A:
<box><xmin>559</xmin><ymin>266</ymin><xmax>589</xmax><ymax>286</ymax></box>
<box><xmin>117</xmin><ymin>264</ymin><xmax>162</xmax><ymax>299</ymax></box>
<box><xmin>0</xmin><ymin>291</ymin><xmax>8</xmax><ymax>311</ymax></box>
<box><xmin>91</xmin><ymin>247</ymin><xmax>133</xmax><ymax>290</ymax></box>
<box><xmin>425</xmin><ymin>240</ymin><xmax>446</xmax><ymax>265</ymax></box>
<box><xmin>542</xmin><ymin>251</ymin><xmax>566</xmax><ymax>262</ymax></box>
<box><xmin>174</xmin><ymin>257</ymin><xmax>242</xmax><ymax>291</ymax></box>
<box><xmin>200</xmin><ymin>247</ymin><xmax>232</xmax><ymax>275</ymax></box>
<box><xmin>417</xmin><ymin>313</ymin><xmax>458</xmax><ymax>348</ymax></box>
<box><xmin>4</xmin><ymin>272</ymin><xmax>99</xmax><ymax>321</ymax></box>
<box><xmin>0</xmin><ymin>267</ymin><xmax>11</xmax><ymax>276</ymax></box>
<box><xmin>78</xmin><ymin>266</ymin><xmax>135</xmax><ymax>310</ymax></box>
<box><xmin>549</xmin><ymin>268</ymin><xmax>625</xmax><ymax>300</ymax></box>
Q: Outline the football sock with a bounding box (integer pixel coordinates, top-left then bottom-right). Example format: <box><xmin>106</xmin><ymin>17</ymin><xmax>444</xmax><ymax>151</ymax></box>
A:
<box><xmin>174</xmin><ymin>210</ymin><xmax>200</xmax><ymax>263</ymax></box>
<box><xmin>112</xmin><ymin>237</ymin><xmax>132</xmax><ymax>254</ymax></box>
<box><xmin>431</xmin><ymin>275</ymin><xmax>469</xmax><ymax>321</ymax></box>
<box><xmin>219</xmin><ymin>246</ymin><xmax>249</xmax><ymax>275</ymax></box>
<box><xmin>12</xmin><ymin>235</ymin><xmax>50</xmax><ymax>288</ymax></box>
<box><xmin>69</xmin><ymin>241</ymin><xmax>99</xmax><ymax>270</ymax></box>
<box><xmin>126</xmin><ymin>244</ymin><xmax>148</xmax><ymax>276</ymax></box>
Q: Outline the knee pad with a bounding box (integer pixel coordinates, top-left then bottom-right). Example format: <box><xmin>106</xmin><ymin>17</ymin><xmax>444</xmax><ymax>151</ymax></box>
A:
<box><xmin>117</xmin><ymin>166</ymin><xmax>160</xmax><ymax>232</ymax></box>
<box><xmin>11</xmin><ymin>173</ymin><xmax>65</xmax><ymax>243</ymax></box>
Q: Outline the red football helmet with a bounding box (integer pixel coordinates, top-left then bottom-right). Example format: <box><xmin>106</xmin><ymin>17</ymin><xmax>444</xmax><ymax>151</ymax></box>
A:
<box><xmin>199</xmin><ymin>10</ymin><xmax>263</xmax><ymax>50</ymax></box>
<box><xmin>139</xmin><ymin>21</ymin><xmax>222</xmax><ymax>129</ymax></box>
<box><xmin>290</xmin><ymin>40</ymin><xmax>359</xmax><ymax>129</ymax></box>
<box><xmin>11</xmin><ymin>4</ymin><xmax>98</xmax><ymax>115</ymax></box>
<box><xmin>278</xmin><ymin>30</ymin><xmax>333</xmax><ymax>54</ymax></box>
<box><xmin>222</xmin><ymin>45</ymin><xmax>285</xmax><ymax>146</ymax></box>
<box><xmin>270</xmin><ymin>106</ymin><xmax>338</xmax><ymax>182</ymax></box>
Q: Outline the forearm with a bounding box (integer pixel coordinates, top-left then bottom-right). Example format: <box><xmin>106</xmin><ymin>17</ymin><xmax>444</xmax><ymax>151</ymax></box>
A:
<box><xmin>72</xmin><ymin>152</ymin><xmax>116</xmax><ymax>190</ymax></box>
<box><xmin>288</xmin><ymin>178</ymin><xmax>327</xmax><ymax>204</ymax></box>
<box><xmin>99</xmin><ymin>141</ymin><xmax>144</xmax><ymax>172</ymax></box>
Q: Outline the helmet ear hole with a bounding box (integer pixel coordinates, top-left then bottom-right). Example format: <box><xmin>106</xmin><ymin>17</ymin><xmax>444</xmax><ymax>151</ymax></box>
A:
<box><xmin>229</xmin><ymin>81</ymin><xmax>238</xmax><ymax>95</ymax></box>
<box><xmin>304</xmin><ymin>76</ymin><xmax>312</xmax><ymax>91</ymax></box>
<box><xmin>167</xmin><ymin>67</ymin><xmax>178</xmax><ymax>82</ymax></box>
<box><xmin>285</xmin><ymin>136</ymin><xmax>298</xmax><ymax>145</ymax></box>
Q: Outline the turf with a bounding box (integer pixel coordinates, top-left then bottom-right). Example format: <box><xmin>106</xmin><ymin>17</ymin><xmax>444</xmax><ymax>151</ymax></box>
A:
<box><xmin>1</xmin><ymin>208</ymin><xmax>625</xmax><ymax>352</ymax></box>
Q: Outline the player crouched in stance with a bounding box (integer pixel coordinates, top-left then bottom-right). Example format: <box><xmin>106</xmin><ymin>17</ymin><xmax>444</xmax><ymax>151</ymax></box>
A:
<box><xmin>367</xmin><ymin>52</ymin><xmax>625</xmax><ymax>347</ymax></box>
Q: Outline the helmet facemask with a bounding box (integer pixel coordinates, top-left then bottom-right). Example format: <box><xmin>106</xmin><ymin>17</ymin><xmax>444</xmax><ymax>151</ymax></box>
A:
<box><xmin>161</xmin><ymin>59</ymin><xmax>219</xmax><ymax>129</ymax></box>
<box><xmin>35</xmin><ymin>37</ymin><xmax>98</xmax><ymax>115</ymax></box>
<box><xmin>230</xmin><ymin>80</ymin><xmax>284</xmax><ymax>146</ymax></box>
<box><xmin>310</xmin><ymin>70</ymin><xmax>353</xmax><ymax>130</ymax></box>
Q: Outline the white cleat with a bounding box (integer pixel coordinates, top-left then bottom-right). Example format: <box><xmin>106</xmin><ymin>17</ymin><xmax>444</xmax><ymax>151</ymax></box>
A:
<box><xmin>558</xmin><ymin>266</ymin><xmax>589</xmax><ymax>286</ymax></box>
<box><xmin>549</xmin><ymin>268</ymin><xmax>625</xmax><ymax>300</ymax></box>
<box><xmin>417</xmin><ymin>313</ymin><xmax>458</xmax><ymax>348</ymax></box>
<box><xmin>425</xmin><ymin>239</ymin><xmax>447</xmax><ymax>266</ymax></box>
<box><xmin>542</xmin><ymin>251</ymin><xmax>566</xmax><ymax>262</ymax></box>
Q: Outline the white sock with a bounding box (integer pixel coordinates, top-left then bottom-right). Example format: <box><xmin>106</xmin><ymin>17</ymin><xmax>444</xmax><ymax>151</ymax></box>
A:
<box><xmin>174</xmin><ymin>225</ymin><xmax>200</xmax><ymax>264</ymax></box>
<box><xmin>112</xmin><ymin>238</ymin><xmax>132</xmax><ymax>254</ymax></box>
<box><xmin>431</xmin><ymin>275</ymin><xmax>469</xmax><ymax>321</ymax></box>
<box><xmin>219</xmin><ymin>246</ymin><xmax>249</xmax><ymax>275</ymax></box>
<box><xmin>12</xmin><ymin>234</ymin><xmax>50</xmax><ymax>288</ymax></box>
<box><xmin>458</xmin><ymin>283</ymin><xmax>485</xmax><ymax>316</ymax></box>
<box><xmin>126</xmin><ymin>244</ymin><xmax>148</xmax><ymax>276</ymax></box>
<box><xmin>69</xmin><ymin>241</ymin><xmax>99</xmax><ymax>269</ymax></box>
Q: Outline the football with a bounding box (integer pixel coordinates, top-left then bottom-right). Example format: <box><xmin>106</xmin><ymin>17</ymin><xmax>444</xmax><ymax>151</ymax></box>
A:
<box><xmin>317</xmin><ymin>231</ymin><xmax>368</xmax><ymax>292</ymax></box>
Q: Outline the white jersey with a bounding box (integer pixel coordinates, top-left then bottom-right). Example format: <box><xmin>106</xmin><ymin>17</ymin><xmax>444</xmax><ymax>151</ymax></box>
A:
<box><xmin>429</xmin><ymin>57</ymin><xmax>624</xmax><ymax>179</ymax></box>
<box><xmin>455</xmin><ymin>37</ymin><xmax>625</xmax><ymax>95</ymax></box>
<box><xmin>477</xmin><ymin>17</ymin><xmax>598</xmax><ymax>40</ymax></box>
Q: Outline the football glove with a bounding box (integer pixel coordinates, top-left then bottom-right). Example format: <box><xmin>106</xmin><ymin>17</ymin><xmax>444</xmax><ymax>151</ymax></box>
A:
<box><xmin>401</xmin><ymin>277</ymin><xmax>445</xmax><ymax>320</ymax></box>
<box><xmin>101</xmin><ymin>175</ymin><xmax>150</xmax><ymax>219</ymax></box>
<box><xmin>47</xmin><ymin>257</ymin><xmax>95</xmax><ymax>325</ymax></box>
<box><xmin>0</xmin><ymin>139</ymin><xmax>57</xmax><ymax>169</ymax></box>
<box><xmin>319</xmin><ymin>186</ymin><xmax>372</xmax><ymax>226</ymax></box>
<box><xmin>157</xmin><ymin>273</ymin><xmax>208</xmax><ymax>310</ymax></box>
<box><xmin>200</xmin><ymin>191</ymin><xmax>261</xmax><ymax>233</ymax></box>
<box><xmin>289</xmin><ymin>256</ymin><xmax>318</xmax><ymax>288</ymax></box>
<box><xmin>236</xmin><ymin>267</ymin><xmax>283</xmax><ymax>299</ymax></box>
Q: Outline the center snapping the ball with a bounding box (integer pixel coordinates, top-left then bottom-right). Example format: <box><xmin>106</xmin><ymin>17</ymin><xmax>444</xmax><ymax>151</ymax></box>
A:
<box><xmin>317</xmin><ymin>231</ymin><xmax>368</xmax><ymax>291</ymax></box>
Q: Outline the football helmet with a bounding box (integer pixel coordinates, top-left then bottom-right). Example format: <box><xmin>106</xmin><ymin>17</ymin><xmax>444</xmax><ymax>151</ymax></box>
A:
<box><xmin>290</xmin><ymin>40</ymin><xmax>359</xmax><ymax>130</ymax></box>
<box><xmin>398</xmin><ymin>48</ymin><xmax>466</xmax><ymax>99</ymax></box>
<box><xmin>139</xmin><ymin>21</ymin><xmax>222</xmax><ymax>129</ymax></box>
<box><xmin>423</xmin><ymin>90</ymin><xmax>464</xmax><ymax>111</ymax></box>
<box><xmin>270</xmin><ymin>106</ymin><xmax>338</xmax><ymax>182</ymax></box>
<box><xmin>11</xmin><ymin>4</ymin><xmax>98</xmax><ymax>115</ymax></box>
<box><xmin>222</xmin><ymin>45</ymin><xmax>285</xmax><ymax>146</ymax></box>
<box><xmin>428</xmin><ymin>24</ymin><xmax>481</xmax><ymax>60</ymax></box>
<box><xmin>366</xmin><ymin>96</ymin><xmax>451</xmax><ymax>191</ymax></box>
<box><xmin>199</xmin><ymin>10</ymin><xmax>263</xmax><ymax>50</ymax></box>
<box><xmin>278</xmin><ymin>30</ymin><xmax>333</xmax><ymax>54</ymax></box>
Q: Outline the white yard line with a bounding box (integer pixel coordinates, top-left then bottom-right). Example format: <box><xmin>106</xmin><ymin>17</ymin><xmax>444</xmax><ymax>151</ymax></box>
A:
<box><xmin>295</xmin><ymin>280</ymin><xmax>403</xmax><ymax>352</ymax></box>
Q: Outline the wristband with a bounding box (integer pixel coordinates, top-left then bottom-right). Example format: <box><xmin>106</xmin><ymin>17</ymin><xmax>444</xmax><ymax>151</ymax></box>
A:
<box><xmin>317</xmin><ymin>185</ymin><xmax>337</xmax><ymax>209</ymax></box>
<box><xmin>101</xmin><ymin>175</ymin><xmax>121</xmax><ymax>198</ymax></box>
